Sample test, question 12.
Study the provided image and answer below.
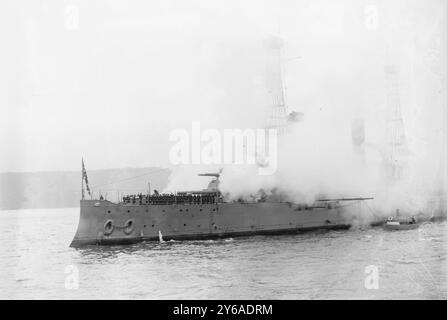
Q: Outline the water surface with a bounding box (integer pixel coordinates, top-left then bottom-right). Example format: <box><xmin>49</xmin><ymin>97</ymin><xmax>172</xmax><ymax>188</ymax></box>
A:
<box><xmin>0</xmin><ymin>208</ymin><xmax>446</xmax><ymax>299</ymax></box>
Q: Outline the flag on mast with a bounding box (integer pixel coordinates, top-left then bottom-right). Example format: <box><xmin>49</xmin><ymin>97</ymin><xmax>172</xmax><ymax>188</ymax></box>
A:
<box><xmin>82</xmin><ymin>158</ymin><xmax>91</xmax><ymax>199</ymax></box>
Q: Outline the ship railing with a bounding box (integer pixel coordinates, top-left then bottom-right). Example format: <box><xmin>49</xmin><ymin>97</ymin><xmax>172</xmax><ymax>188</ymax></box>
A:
<box><xmin>120</xmin><ymin>193</ymin><xmax>222</xmax><ymax>206</ymax></box>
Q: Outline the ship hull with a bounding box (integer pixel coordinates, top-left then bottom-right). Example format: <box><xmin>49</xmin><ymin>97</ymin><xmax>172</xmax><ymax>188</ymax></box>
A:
<box><xmin>70</xmin><ymin>200</ymin><xmax>365</xmax><ymax>247</ymax></box>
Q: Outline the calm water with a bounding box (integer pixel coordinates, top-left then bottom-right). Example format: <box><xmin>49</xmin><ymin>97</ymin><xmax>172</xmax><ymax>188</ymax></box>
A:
<box><xmin>0</xmin><ymin>208</ymin><xmax>446</xmax><ymax>299</ymax></box>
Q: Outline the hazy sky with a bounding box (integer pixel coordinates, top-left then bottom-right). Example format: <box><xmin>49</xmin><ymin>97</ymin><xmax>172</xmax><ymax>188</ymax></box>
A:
<box><xmin>0</xmin><ymin>0</ymin><xmax>445</xmax><ymax>173</ymax></box>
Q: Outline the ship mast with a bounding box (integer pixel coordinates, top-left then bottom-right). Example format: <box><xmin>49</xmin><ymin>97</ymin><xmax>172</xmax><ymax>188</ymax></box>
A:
<box><xmin>384</xmin><ymin>64</ymin><xmax>408</xmax><ymax>183</ymax></box>
<box><xmin>264</xmin><ymin>35</ymin><xmax>288</xmax><ymax>135</ymax></box>
<box><xmin>81</xmin><ymin>158</ymin><xmax>84</xmax><ymax>200</ymax></box>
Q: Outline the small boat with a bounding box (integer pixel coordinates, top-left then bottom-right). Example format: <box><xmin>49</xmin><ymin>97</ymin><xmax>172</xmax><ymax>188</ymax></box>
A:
<box><xmin>383</xmin><ymin>216</ymin><xmax>419</xmax><ymax>231</ymax></box>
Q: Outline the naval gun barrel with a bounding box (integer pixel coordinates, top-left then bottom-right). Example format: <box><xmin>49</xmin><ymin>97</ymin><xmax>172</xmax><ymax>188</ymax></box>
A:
<box><xmin>198</xmin><ymin>168</ymin><xmax>223</xmax><ymax>178</ymax></box>
<box><xmin>316</xmin><ymin>197</ymin><xmax>374</xmax><ymax>202</ymax></box>
<box><xmin>198</xmin><ymin>173</ymin><xmax>220</xmax><ymax>177</ymax></box>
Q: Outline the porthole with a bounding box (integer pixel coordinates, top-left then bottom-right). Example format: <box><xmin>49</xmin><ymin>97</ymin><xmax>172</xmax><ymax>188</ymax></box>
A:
<box><xmin>127</xmin><ymin>210</ymin><xmax>130</xmax><ymax>213</ymax></box>
<box><xmin>152</xmin><ymin>224</ymin><xmax>154</xmax><ymax>227</ymax></box>
<box><xmin>184</xmin><ymin>223</ymin><xmax>186</xmax><ymax>226</ymax></box>
<box><xmin>107</xmin><ymin>210</ymin><xmax>111</xmax><ymax>214</ymax></box>
<box><xmin>123</xmin><ymin>219</ymin><xmax>134</xmax><ymax>235</ymax></box>
<box><xmin>104</xmin><ymin>220</ymin><xmax>114</xmax><ymax>236</ymax></box>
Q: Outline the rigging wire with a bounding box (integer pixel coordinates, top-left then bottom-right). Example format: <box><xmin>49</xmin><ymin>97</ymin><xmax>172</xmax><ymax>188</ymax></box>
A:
<box><xmin>89</xmin><ymin>166</ymin><xmax>174</xmax><ymax>191</ymax></box>
<box><xmin>363</xmin><ymin>200</ymin><xmax>383</xmax><ymax>220</ymax></box>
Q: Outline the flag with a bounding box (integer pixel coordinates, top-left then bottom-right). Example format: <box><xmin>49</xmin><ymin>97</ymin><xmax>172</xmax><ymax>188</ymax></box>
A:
<box><xmin>82</xmin><ymin>158</ymin><xmax>91</xmax><ymax>199</ymax></box>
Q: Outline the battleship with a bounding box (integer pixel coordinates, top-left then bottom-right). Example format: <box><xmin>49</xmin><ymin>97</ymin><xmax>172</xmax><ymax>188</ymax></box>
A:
<box><xmin>70</xmin><ymin>36</ymin><xmax>378</xmax><ymax>247</ymax></box>
<box><xmin>70</xmin><ymin>35</ymin><xmax>378</xmax><ymax>247</ymax></box>
<box><xmin>70</xmin><ymin>170</ymin><xmax>374</xmax><ymax>247</ymax></box>
<box><xmin>70</xmin><ymin>35</ymin><xmax>447</xmax><ymax>247</ymax></box>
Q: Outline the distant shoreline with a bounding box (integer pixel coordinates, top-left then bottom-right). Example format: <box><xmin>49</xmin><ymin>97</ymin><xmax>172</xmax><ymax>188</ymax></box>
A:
<box><xmin>0</xmin><ymin>207</ymin><xmax>78</xmax><ymax>212</ymax></box>
<box><xmin>0</xmin><ymin>167</ymin><xmax>170</xmax><ymax>211</ymax></box>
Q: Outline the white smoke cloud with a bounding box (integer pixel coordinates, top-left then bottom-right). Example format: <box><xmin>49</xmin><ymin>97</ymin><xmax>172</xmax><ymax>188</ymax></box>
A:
<box><xmin>161</xmin><ymin>0</ymin><xmax>447</xmax><ymax>220</ymax></box>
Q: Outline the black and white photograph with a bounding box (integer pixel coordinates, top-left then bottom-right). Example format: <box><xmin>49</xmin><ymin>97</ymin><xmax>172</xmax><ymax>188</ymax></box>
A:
<box><xmin>0</xmin><ymin>0</ymin><xmax>446</xmax><ymax>304</ymax></box>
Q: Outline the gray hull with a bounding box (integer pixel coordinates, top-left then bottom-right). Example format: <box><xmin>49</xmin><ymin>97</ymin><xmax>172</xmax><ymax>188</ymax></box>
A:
<box><xmin>70</xmin><ymin>200</ymin><xmax>366</xmax><ymax>247</ymax></box>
